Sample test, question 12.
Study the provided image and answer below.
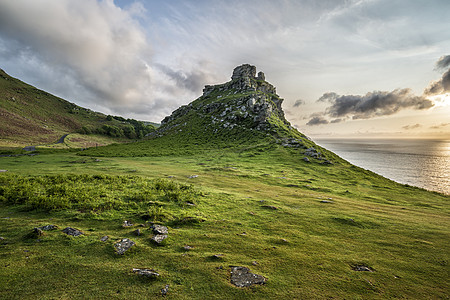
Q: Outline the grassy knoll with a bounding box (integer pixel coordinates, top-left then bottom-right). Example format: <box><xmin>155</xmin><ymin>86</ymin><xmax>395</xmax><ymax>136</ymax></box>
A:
<box><xmin>0</xmin><ymin>145</ymin><xmax>449</xmax><ymax>299</ymax></box>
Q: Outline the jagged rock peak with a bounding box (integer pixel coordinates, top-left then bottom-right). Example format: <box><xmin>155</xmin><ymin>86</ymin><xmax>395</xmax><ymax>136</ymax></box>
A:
<box><xmin>231</xmin><ymin>64</ymin><xmax>257</xmax><ymax>80</ymax></box>
<box><xmin>203</xmin><ymin>64</ymin><xmax>275</xmax><ymax>97</ymax></box>
<box><xmin>155</xmin><ymin>64</ymin><xmax>296</xmax><ymax>138</ymax></box>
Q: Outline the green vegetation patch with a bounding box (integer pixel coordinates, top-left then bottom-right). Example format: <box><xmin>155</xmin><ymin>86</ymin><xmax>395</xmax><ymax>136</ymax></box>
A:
<box><xmin>0</xmin><ymin>174</ymin><xmax>199</xmax><ymax>215</ymax></box>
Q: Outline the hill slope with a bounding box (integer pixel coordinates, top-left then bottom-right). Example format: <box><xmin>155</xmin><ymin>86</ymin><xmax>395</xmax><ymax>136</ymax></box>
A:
<box><xmin>0</xmin><ymin>69</ymin><xmax>155</xmax><ymax>147</ymax></box>
<box><xmin>0</xmin><ymin>65</ymin><xmax>448</xmax><ymax>299</ymax></box>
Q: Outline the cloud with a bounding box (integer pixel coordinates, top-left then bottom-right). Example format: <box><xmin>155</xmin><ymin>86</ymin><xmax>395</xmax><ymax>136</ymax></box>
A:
<box><xmin>293</xmin><ymin>99</ymin><xmax>305</xmax><ymax>107</ymax></box>
<box><xmin>324</xmin><ymin>89</ymin><xmax>432</xmax><ymax>118</ymax></box>
<box><xmin>436</xmin><ymin>55</ymin><xmax>450</xmax><ymax>70</ymax></box>
<box><xmin>424</xmin><ymin>55</ymin><xmax>450</xmax><ymax>96</ymax></box>
<box><xmin>306</xmin><ymin>116</ymin><xmax>329</xmax><ymax>126</ymax></box>
<box><xmin>402</xmin><ymin>123</ymin><xmax>422</xmax><ymax>130</ymax></box>
<box><xmin>0</xmin><ymin>0</ymin><xmax>216</xmax><ymax>121</ymax></box>
<box><xmin>430</xmin><ymin>123</ymin><xmax>450</xmax><ymax>129</ymax></box>
<box><xmin>307</xmin><ymin>88</ymin><xmax>434</xmax><ymax>125</ymax></box>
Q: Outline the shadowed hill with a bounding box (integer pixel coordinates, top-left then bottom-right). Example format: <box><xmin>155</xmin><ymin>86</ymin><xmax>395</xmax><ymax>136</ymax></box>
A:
<box><xmin>0</xmin><ymin>69</ymin><xmax>156</xmax><ymax>147</ymax></box>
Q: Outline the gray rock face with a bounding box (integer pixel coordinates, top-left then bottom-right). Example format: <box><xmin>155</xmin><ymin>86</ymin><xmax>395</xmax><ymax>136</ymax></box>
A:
<box><xmin>115</xmin><ymin>238</ymin><xmax>135</xmax><ymax>255</ymax></box>
<box><xmin>100</xmin><ymin>236</ymin><xmax>109</xmax><ymax>242</ymax></box>
<box><xmin>62</xmin><ymin>227</ymin><xmax>83</xmax><ymax>237</ymax></box>
<box><xmin>230</xmin><ymin>266</ymin><xmax>266</xmax><ymax>287</ymax></box>
<box><xmin>132</xmin><ymin>268</ymin><xmax>160</xmax><ymax>278</ymax></box>
<box><xmin>232</xmin><ymin>64</ymin><xmax>256</xmax><ymax>80</ymax></box>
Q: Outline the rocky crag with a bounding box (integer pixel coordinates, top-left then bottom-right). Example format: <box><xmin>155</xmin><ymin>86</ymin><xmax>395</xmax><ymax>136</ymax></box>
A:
<box><xmin>150</xmin><ymin>64</ymin><xmax>331</xmax><ymax>163</ymax></box>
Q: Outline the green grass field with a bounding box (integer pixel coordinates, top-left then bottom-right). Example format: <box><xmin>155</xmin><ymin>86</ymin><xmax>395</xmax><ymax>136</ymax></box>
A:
<box><xmin>1</xmin><ymin>144</ymin><xmax>448</xmax><ymax>299</ymax></box>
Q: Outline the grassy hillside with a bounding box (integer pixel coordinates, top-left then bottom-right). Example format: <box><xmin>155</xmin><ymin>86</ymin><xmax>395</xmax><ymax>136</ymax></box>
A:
<box><xmin>0</xmin><ymin>144</ymin><xmax>448</xmax><ymax>299</ymax></box>
<box><xmin>0</xmin><ymin>69</ymin><xmax>155</xmax><ymax>147</ymax></box>
<box><xmin>0</xmin><ymin>64</ymin><xmax>448</xmax><ymax>298</ymax></box>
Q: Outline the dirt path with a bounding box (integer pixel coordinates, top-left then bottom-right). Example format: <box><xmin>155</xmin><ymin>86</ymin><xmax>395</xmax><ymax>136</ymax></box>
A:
<box><xmin>56</xmin><ymin>134</ymin><xmax>69</xmax><ymax>144</ymax></box>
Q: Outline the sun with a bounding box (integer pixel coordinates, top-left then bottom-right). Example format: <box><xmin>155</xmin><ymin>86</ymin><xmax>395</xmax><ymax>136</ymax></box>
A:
<box><xmin>428</xmin><ymin>93</ymin><xmax>450</xmax><ymax>107</ymax></box>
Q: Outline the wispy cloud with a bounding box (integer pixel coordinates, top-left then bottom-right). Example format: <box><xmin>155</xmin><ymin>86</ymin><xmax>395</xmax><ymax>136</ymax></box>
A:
<box><xmin>293</xmin><ymin>99</ymin><xmax>305</xmax><ymax>107</ymax></box>
<box><xmin>430</xmin><ymin>123</ymin><xmax>450</xmax><ymax>129</ymax></box>
<box><xmin>402</xmin><ymin>123</ymin><xmax>422</xmax><ymax>130</ymax></box>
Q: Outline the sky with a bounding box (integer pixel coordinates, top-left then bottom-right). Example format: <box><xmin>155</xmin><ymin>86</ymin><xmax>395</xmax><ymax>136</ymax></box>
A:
<box><xmin>0</xmin><ymin>0</ymin><xmax>449</xmax><ymax>139</ymax></box>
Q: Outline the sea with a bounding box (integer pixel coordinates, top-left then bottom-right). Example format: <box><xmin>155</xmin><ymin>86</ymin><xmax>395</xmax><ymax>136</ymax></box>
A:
<box><xmin>315</xmin><ymin>138</ymin><xmax>450</xmax><ymax>195</ymax></box>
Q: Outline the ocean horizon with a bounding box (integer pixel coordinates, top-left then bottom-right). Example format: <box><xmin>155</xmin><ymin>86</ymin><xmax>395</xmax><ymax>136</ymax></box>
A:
<box><xmin>315</xmin><ymin>138</ymin><xmax>450</xmax><ymax>195</ymax></box>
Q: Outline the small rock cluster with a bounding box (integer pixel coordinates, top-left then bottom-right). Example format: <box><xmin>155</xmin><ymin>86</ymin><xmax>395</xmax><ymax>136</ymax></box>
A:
<box><xmin>230</xmin><ymin>266</ymin><xmax>266</xmax><ymax>287</ymax></box>
<box><xmin>151</xmin><ymin>224</ymin><xmax>169</xmax><ymax>244</ymax></box>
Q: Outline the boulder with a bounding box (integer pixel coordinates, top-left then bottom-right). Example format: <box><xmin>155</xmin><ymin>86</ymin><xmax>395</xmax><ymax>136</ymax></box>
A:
<box><xmin>151</xmin><ymin>234</ymin><xmax>168</xmax><ymax>244</ymax></box>
<box><xmin>151</xmin><ymin>224</ymin><xmax>169</xmax><ymax>235</ymax></box>
<box><xmin>62</xmin><ymin>227</ymin><xmax>83</xmax><ymax>237</ymax></box>
<box><xmin>115</xmin><ymin>238</ymin><xmax>135</xmax><ymax>255</ymax></box>
<box><xmin>38</xmin><ymin>225</ymin><xmax>58</xmax><ymax>231</ymax></box>
<box><xmin>230</xmin><ymin>266</ymin><xmax>266</xmax><ymax>287</ymax></box>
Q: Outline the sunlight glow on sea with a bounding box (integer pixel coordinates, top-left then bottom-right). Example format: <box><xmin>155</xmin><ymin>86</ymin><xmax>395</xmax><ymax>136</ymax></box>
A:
<box><xmin>316</xmin><ymin>139</ymin><xmax>450</xmax><ymax>195</ymax></box>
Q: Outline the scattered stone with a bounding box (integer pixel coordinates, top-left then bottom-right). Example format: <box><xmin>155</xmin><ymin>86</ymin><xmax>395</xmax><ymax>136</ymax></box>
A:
<box><xmin>167</xmin><ymin>176</ymin><xmax>175</xmax><ymax>178</ymax></box>
<box><xmin>100</xmin><ymin>236</ymin><xmax>109</xmax><ymax>242</ymax></box>
<box><xmin>320</xmin><ymin>200</ymin><xmax>334</xmax><ymax>204</ymax></box>
<box><xmin>212</xmin><ymin>254</ymin><xmax>225</xmax><ymax>259</ymax></box>
<box><xmin>183</xmin><ymin>245</ymin><xmax>194</xmax><ymax>250</ymax></box>
<box><xmin>115</xmin><ymin>238</ymin><xmax>135</xmax><ymax>255</ymax></box>
<box><xmin>261</xmin><ymin>205</ymin><xmax>278</xmax><ymax>210</ymax></box>
<box><xmin>353</xmin><ymin>265</ymin><xmax>373</xmax><ymax>272</ymax></box>
<box><xmin>0</xmin><ymin>170</ymin><xmax>7</xmax><ymax>172</ymax></box>
<box><xmin>161</xmin><ymin>284</ymin><xmax>170</xmax><ymax>296</ymax></box>
<box><xmin>188</xmin><ymin>175</ymin><xmax>198</xmax><ymax>179</ymax></box>
<box><xmin>151</xmin><ymin>234</ymin><xmax>168</xmax><ymax>244</ymax></box>
<box><xmin>122</xmin><ymin>220</ymin><xmax>133</xmax><ymax>227</ymax></box>
<box><xmin>151</xmin><ymin>224</ymin><xmax>169</xmax><ymax>235</ymax></box>
<box><xmin>94</xmin><ymin>159</ymin><xmax>102</xmax><ymax>162</ymax></box>
<box><xmin>252</xmin><ymin>261</ymin><xmax>258</xmax><ymax>266</ymax></box>
<box><xmin>133</xmin><ymin>229</ymin><xmax>141</xmax><ymax>236</ymax></box>
<box><xmin>38</xmin><ymin>225</ymin><xmax>58</xmax><ymax>231</ymax></box>
<box><xmin>280</xmin><ymin>238</ymin><xmax>289</xmax><ymax>243</ymax></box>
<box><xmin>230</xmin><ymin>266</ymin><xmax>266</xmax><ymax>287</ymax></box>
<box><xmin>62</xmin><ymin>227</ymin><xmax>83</xmax><ymax>237</ymax></box>
<box><xmin>302</xmin><ymin>157</ymin><xmax>310</xmax><ymax>163</ymax></box>
<box><xmin>132</xmin><ymin>268</ymin><xmax>160</xmax><ymax>278</ymax></box>
<box><xmin>0</xmin><ymin>237</ymin><xmax>4</xmax><ymax>240</ymax></box>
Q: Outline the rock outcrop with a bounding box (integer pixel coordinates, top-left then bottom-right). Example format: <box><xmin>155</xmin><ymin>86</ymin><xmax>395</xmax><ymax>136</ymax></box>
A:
<box><xmin>156</xmin><ymin>64</ymin><xmax>291</xmax><ymax>135</ymax></box>
<box><xmin>149</xmin><ymin>64</ymin><xmax>332</xmax><ymax>163</ymax></box>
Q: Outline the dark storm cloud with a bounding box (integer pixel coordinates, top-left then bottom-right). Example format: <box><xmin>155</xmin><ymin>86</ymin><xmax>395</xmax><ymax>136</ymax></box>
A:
<box><xmin>307</xmin><ymin>88</ymin><xmax>434</xmax><ymax>126</ymax></box>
